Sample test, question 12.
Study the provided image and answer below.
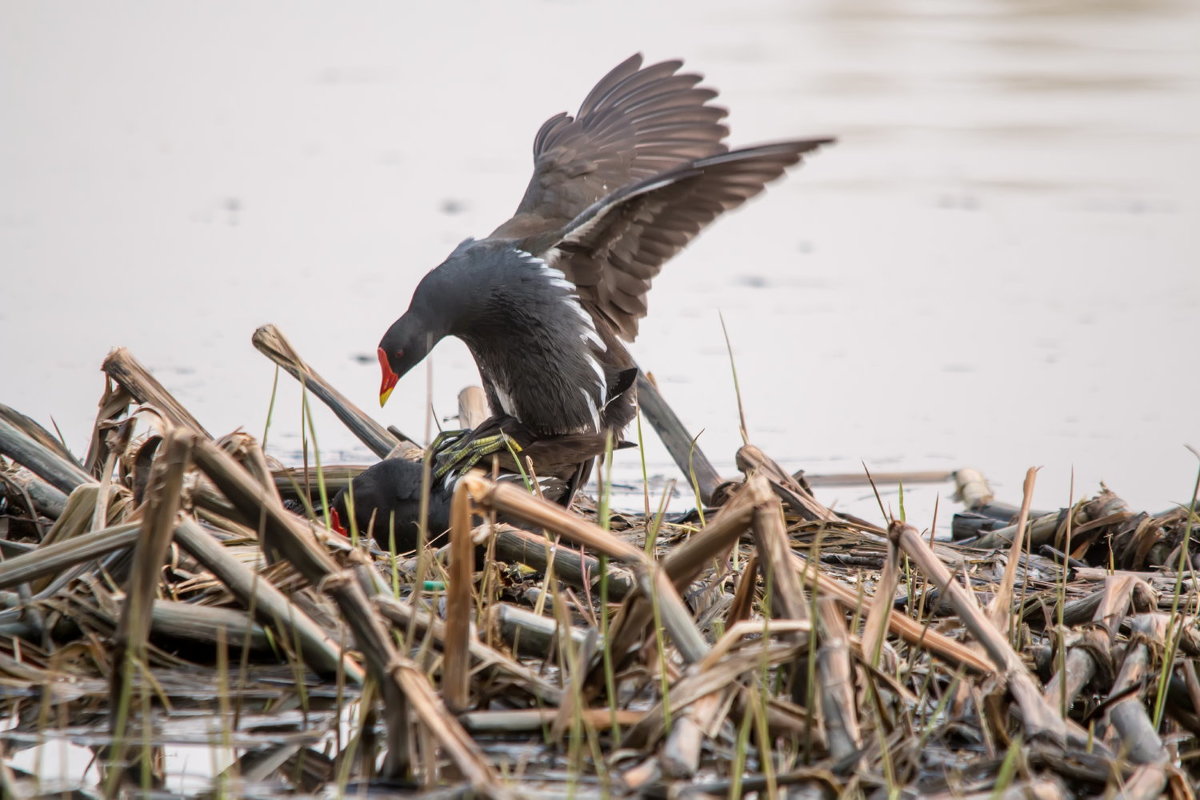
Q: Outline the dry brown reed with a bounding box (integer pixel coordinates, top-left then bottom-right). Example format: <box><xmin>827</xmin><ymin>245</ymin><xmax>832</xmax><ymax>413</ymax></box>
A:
<box><xmin>0</xmin><ymin>326</ymin><xmax>1197</xmax><ymax>798</ymax></box>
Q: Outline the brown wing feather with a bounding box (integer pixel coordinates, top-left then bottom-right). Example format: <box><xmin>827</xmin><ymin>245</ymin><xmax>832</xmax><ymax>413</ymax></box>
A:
<box><xmin>546</xmin><ymin>139</ymin><xmax>835</xmax><ymax>340</ymax></box>
<box><xmin>492</xmin><ymin>54</ymin><xmax>729</xmax><ymax>240</ymax></box>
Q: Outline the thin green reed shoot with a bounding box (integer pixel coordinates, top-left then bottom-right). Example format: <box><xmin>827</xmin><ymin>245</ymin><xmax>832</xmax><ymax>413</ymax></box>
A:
<box><xmin>503</xmin><ymin>435</ymin><xmax>533</xmax><ymax>492</ymax></box>
<box><xmin>731</xmin><ymin>698</ymin><xmax>752</xmax><ymax>800</ymax></box>
<box><xmin>915</xmin><ymin>672</ymin><xmax>962</xmax><ymax>753</ymax></box>
<box><xmin>755</xmin><ymin>566</ymin><xmax>783</xmax><ymax>788</ymax></box>
<box><xmin>1056</xmin><ymin>473</ymin><xmax>1076</xmax><ymax>719</ymax></box>
<box><xmin>650</xmin><ymin>480</ymin><xmax>675</xmax><ymax>728</ymax></box>
<box><xmin>991</xmin><ymin>735</ymin><xmax>1023</xmax><ymax>800</ymax></box>
<box><xmin>214</xmin><ymin>627</ymin><xmax>233</xmax><ymax>797</ymax></box>
<box><xmin>300</xmin><ymin>382</ymin><xmax>331</xmax><ymax>531</ymax></box>
<box><xmin>598</xmin><ymin>552</ymin><xmax>620</xmax><ymax>742</ymax></box>
<box><xmin>598</xmin><ymin>432</ymin><xmax>621</xmax><ymax>740</ymax></box>
<box><xmin>410</xmin><ymin>353</ymin><xmax>438</xmax><ymax>615</ymax></box>
<box><xmin>261</xmin><ymin>364</ymin><xmax>281</xmax><ymax>451</ymax></box>
<box><xmin>334</xmin><ymin>681</ymin><xmax>375</xmax><ymax>793</ymax></box>
<box><xmin>752</xmin><ymin>691</ymin><xmax>778</xmax><ymax>800</ymax></box>
<box><xmin>687</xmin><ymin>432</ymin><xmax>707</xmax><ymax>527</ymax></box>
<box><xmin>636</xmin><ymin>408</ymin><xmax>651</xmax><ymax>522</ymax></box>
<box><xmin>1153</xmin><ymin>456</ymin><xmax>1200</xmax><ymax>729</ymax></box>
<box><xmin>719</xmin><ymin>310</ymin><xmax>750</xmax><ymax>447</ymax></box>
<box><xmin>598</xmin><ymin>431</ymin><xmax>614</xmax><ymax>532</ymax></box>
<box><xmin>804</xmin><ymin>532</ymin><xmax>824</xmax><ymax>765</ymax></box>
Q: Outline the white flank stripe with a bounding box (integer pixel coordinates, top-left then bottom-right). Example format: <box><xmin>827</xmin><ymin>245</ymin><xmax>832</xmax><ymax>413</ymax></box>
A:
<box><xmin>587</xmin><ymin>354</ymin><xmax>606</xmax><ymax>397</ymax></box>
<box><xmin>580</xmin><ymin>387</ymin><xmax>601</xmax><ymax>429</ymax></box>
<box><xmin>513</xmin><ymin>245</ymin><xmax>611</xmax><ymax>427</ymax></box>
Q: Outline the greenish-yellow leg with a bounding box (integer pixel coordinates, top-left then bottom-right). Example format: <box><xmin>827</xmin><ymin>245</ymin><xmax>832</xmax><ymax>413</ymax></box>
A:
<box><xmin>431</xmin><ymin>432</ymin><xmax>522</xmax><ymax>481</ymax></box>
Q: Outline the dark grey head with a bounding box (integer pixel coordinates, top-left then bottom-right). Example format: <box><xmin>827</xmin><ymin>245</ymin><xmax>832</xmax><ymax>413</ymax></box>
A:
<box><xmin>377</xmin><ymin>237</ymin><xmax>609</xmax><ymax>434</ymax></box>
<box><xmin>377</xmin><ymin>238</ymin><xmax>480</xmax><ymax>406</ymax></box>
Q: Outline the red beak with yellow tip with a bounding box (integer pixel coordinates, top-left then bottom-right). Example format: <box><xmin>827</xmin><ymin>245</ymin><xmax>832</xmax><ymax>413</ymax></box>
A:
<box><xmin>378</xmin><ymin>347</ymin><xmax>399</xmax><ymax>406</ymax></box>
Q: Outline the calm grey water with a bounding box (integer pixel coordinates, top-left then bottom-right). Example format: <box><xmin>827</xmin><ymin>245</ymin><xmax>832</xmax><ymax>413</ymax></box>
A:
<box><xmin>3</xmin><ymin>1</ymin><xmax>1199</xmax><ymax>528</ymax></box>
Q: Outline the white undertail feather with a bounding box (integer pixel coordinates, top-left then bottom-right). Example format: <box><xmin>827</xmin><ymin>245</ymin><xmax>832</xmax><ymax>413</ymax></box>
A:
<box><xmin>494</xmin><ymin>386</ymin><xmax>516</xmax><ymax>416</ymax></box>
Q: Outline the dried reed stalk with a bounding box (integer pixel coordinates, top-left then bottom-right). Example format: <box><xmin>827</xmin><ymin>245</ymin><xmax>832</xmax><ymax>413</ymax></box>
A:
<box><xmin>457</xmin><ymin>386</ymin><xmax>489</xmax><ymax>429</ymax></box>
<box><xmin>789</xmin><ymin>548</ymin><xmax>991</xmax><ymax>674</ymax></box>
<box><xmin>191</xmin><ymin>437</ymin><xmax>510</xmax><ymax>793</ymax></box>
<box><xmin>748</xmin><ymin>478</ymin><xmax>809</xmax><ymax>621</ymax></box>
<box><xmin>600</xmin><ymin>478</ymin><xmax>760</xmax><ymax>680</ymax></box>
<box><xmin>173</xmin><ymin>517</ymin><xmax>362</xmax><ymax>681</ymax></box>
<box><xmin>492</xmin><ymin>525</ymin><xmax>636</xmax><ymax>599</ymax></box>
<box><xmin>461</xmin><ymin>708</ymin><xmax>643</xmax><ymax>733</ymax></box>
<box><xmin>143</xmin><ymin>600</ymin><xmax>272</xmax><ymax>651</ymax></box>
<box><xmin>986</xmin><ymin>467</ymin><xmax>1038</xmax><ymax>627</ymax></box>
<box><xmin>487</xmin><ymin>601</ymin><xmax>587</xmax><ymax>657</ymax></box>
<box><xmin>110</xmin><ymin>428</ymin><xmax>192</xmax><ymax>757</ymax></box>
<box><xmin>636</xmin><ymin>371</ymin><xmax>722</xmax><ymax>504</ymax></box>
<box><xmin>738</xmin><ymin>443</ymin><xmax>841</xmax><ymax>524</ymax></box>
<box><xmin>444</xmin><ymin>476</ymin><xmax>475</xmax><ymax>710</ymax></box>
<box><xmin>1104</xmin><ymin>615</ymin><xmax>1168</xmax><ymax>765</ymax></box>
<box><xmin>0</xmin><ymin>464</ymin><xmax>69</xmax><ymax>519</ymax></box>
<box><xmin>458</xmin><ymin>472</ymin><xmax>710</xmax><ymax>665</ymax></box>
<box><xmin>1042</xmin><ymin>629</ymin><xmax>1109</xmax><ymax>713</ymax></box>
<box><xmin>0</xmin><ymin>414</ymin><xmax>94</xmax><ymax>494</ymax></box>
<box><xmin>375</xmin><ymin>595</ymin><xmax>562</xmax><ymax>705</ymax></box>
<box><xmin>815</xmin><ymin>597</ymin><xmax>861</xmax><ymax>764</ymax></box>
<box><xmin>102</xmin><ymin>347</ymin><xmax>211</xmax><ymax>437</ymax></box>
<box><xmin>889</xmin><ymin>520</ymin><xmax>1078</xmax><ymax>747</ymax></box>
<box><xmin>953</xmin><ymin>467</ymin><xmax>995</xmax><ymax>510</ymax></box>
<box><xmin>0</xmin><ymin>521</ymin><xmax>141</xmax><ymax>590</ymax></box>
<box><xmin>252</xmin><ymin>324</ymin><xmax>404</xmax><ymax>458</ymax></box>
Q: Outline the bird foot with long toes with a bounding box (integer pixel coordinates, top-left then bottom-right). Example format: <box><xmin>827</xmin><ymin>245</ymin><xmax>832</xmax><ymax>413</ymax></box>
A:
<box><xmin>431</xmin><ymin>431</ymin><xmax>523</xmax><ymax>481</ymax></box>
<box><xmin>425</xmin><ymin>427</ymin><xmax>471</xmax><ymax>455</ymax></box>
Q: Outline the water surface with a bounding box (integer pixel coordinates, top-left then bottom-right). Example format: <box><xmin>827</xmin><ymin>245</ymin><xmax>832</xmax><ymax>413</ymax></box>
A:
<box><xmin>3</xmin><ymin>1</ymin><xmax>1198</xmax><ymax>524</ymax></box>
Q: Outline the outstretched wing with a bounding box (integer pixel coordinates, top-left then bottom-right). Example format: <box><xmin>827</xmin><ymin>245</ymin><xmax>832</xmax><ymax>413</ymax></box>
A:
<box><xmin>538</xmin><ymin>138</ymin><xmax>835</xmax><ymax>341</ymax></box>
<box><xmin>492</xmin><ymin>54</ymin><xmax>729</xmax><ymax>240</ymax></box>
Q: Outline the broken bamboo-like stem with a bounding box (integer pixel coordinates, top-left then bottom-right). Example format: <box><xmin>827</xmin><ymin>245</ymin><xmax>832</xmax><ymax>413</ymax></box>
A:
<box><xmin>816</xmin><ymin>596</ymin><xmax>862</xmax><ymax>765</ymax></box>
<box><xmin>0</xmin><ymin>465</ymin><xmax>69</xmax><ymax>519</ymax></box>
<box><xmin>749</xmin><ymin>478</ymin><xmax>809</xmax><ymax>621</ymax></box>
<box><xmin>252</xmin><ymin>324</ymin><xmax>404</xmax><ymax>458</ymax></box>
<box><xmin>635</xmin><ymin>371</ymin><xmax>722</xmax><ymax>505</ymax></box>
<box><xmin>0</xmin><ymin>415</ymin><xmax>95</xmax><ymax>495</ymax></box>
<box><xmin>1103</xmin><ymin>614</ymin><xmax>1168</xmax><ymax>765</ymax></box>
<box><xmin>889</xmin><ymin>520</ymin><xmax>1076</xmax><ymax>747</ymax></box>
<box><xmin>102</xmin><ymin>348</ymin><xmax>211</xmax><ymax>437</ymax></box>
<box><xmin>953</xmin><ymin>467</ymin><xmax>994</xmax><ymax>510</ymax></box>
<box><xmin>173</xmin><ymin>517</ymin><xmax>362</xmax><ymax>682</ymax></box>
<box><xmin>986</xmin><ymin>467</ymin><xmax>1038</xmax><ymax>628</ymax></box>
<box><xmin>738</xmin><ymin>443</ymin><xmax>841</xmax><ymax>524</ymax></box>
<box><xmin>376</xmin><ymin>595</ymin><xmax>562</xmax><ymax>706</ymax></box>
<box><xmin>459</xmin><ymin>472</ymin><xmax>711</xmax><ymax>665</ymax></box>
<box><xmin>0</xmin><ymin>521</ymin><xmax>140</xmax><ymax>591</ymax></box>
<box><xmin>191</xmin><ymin>437</ymin><xmax>510</xmax><ymax>794</ymax></box>
<box><xmin>457</xmin><ymin>386</ymin><xmax>489</xmax><ymax>429</ymax></box>
<box><xmin>493</xmin><ymin>524</ymin><xmax>636</xmax><ymax>599</ymax></box>
<box><xmin>488</xmin><ymin>601</ymin><xmax>587</xmax><ymax>658</ymax></box>
<box><xmin>444</xmin><ymin>475</ymin><xmax>476</xmax><ymax>711</ymax></box>
<box><xmin>110</xmin><ymin>429</ymin><xmax>192</xmax><ymax>746</ymax></box>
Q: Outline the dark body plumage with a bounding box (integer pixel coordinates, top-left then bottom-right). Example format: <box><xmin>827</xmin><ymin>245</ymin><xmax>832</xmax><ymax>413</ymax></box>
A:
<box><xmin>330</xmin><ymin>415</ymin><xmax>627</xmax><ymax>549</ymax></box>
<box><xmin>379</xmin><ymin>54</ymin><xmax>833</xmax><ymax>444</ymax></box>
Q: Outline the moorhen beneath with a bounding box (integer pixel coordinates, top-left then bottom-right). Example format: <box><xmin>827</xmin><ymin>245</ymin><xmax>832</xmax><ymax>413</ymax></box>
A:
<box><xmin>330</xmin><ymin>414</ymin><xmax>631</xmax><ymax>549</ymax></box>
